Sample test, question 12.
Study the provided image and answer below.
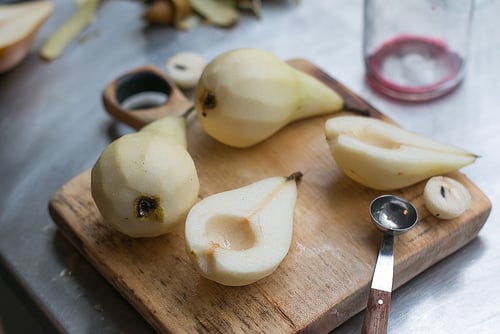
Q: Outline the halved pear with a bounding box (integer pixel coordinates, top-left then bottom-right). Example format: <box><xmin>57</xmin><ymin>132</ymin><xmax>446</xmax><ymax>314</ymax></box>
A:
<box><xmin>195</xmin><ymin>48</ymin><xmax>344</xmax><ymax>148</ymax></box>
<box><xmin>325</xmin><ymin>116</ymin><xmax>477</xmax><ymax>190</ymax></box>
<box><xmin>185</xmin><ymin>172</ymin><xmax>302</xmax><ymax>286</ymax></box>
<box><xmin>0</xmin><ymin>1</ymin><xmax>54</xmax><ymax>73</ymax></box>
<box><xmin>91</xmin><ymin>116</ymin><xmax>200</xmax><ymax>237</ymax></box>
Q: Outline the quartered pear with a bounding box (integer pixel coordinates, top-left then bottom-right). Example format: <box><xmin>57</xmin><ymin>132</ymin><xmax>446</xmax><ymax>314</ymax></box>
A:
<box><xmin>0</xmin><ymin>1</ymin><xmax>54</xmax><ymax>73</ymax></box>
<box><xmin>185</xmin><ymin>172</ymin><xmax>302</xmax><ymax>286</ymax></box>
<box><xmin>91</xmin><ymin>116</ymin><xmax>200</xmax><ymax>237</ymax></box>
<box><xmin>195</xmin><ymin>48</ymin><xmax>344</xmax><ymax>148</ymax></box>
<box><xmin>325</xmin><ymin>116</ymin><xmax>477</xmax><ymax>190</ymax></box>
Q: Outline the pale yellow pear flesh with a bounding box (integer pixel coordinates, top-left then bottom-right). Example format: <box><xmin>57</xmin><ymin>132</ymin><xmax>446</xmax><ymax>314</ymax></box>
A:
<box><xmin>325</xmin><ymin>116</ymin><xmax>477</xmax><ymax>190</ymax></box>
<box><xmin>195</xmin><ymin>48</ymin><xmax>343</xmax><ymax>148</ymax></box>
<box><xmin>0</xmin><ymin>1</ymin><xmax>54</xmax><ymax>73</ymax></box>
<box><xmin>140</xmin><ymin>115</ymin><xmax>188</xmax><ymax>147</ymax></box>
<box><xmin>91</xmin><ymin>117</ymin><xmax>200</xmax><ymax>237</ymax></box>
<box><xmin>185</xmin><ymin>174</ymin><xmax>300</xmax><ymax>286</ymax></box>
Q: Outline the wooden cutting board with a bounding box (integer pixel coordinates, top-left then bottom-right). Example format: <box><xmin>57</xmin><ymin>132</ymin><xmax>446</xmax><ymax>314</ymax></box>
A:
<box><xmin>49</xmin><ymin>59</ymin><xmax>491</xmax><ymax>333</ymax></box>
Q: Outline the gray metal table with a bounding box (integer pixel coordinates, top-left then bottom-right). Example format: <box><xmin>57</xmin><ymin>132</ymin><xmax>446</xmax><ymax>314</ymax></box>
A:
<box><xmin>1</xmin><ymin>1</ymin><xmax>498</xmax><ymax>333</ymax></box>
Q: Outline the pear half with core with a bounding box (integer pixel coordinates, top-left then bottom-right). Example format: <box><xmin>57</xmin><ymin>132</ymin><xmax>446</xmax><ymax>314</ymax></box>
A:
<box><xmin>195</xmin><ymin>48</ymin><xmax>344</xmax><ymax>148</ymax></box>
<box><xmin>91</xmin><ymin>116</ymin><xmax>200</xmax><ymax>237</ymax></box>
<box><xmin>185</xmin><ymin>172</ymin><xmax>302</xmax><ymax>286</ymax></box>
<box><xmin>325</xmin><ymin>116</ymin><xmax>477</xmax><ymax>190</ymax></box>
<box><xmin>0</xmin><ymin>1</ymin><xmax>54</xmax><ymax>73</ymax></box>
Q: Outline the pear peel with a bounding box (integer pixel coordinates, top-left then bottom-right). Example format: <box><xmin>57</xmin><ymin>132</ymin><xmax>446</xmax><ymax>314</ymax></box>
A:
<box><xmin>194</xmin><ymin>48</ymin><xmax>345</xmax><ymax>148</ymax></box>
<box><xmin>39</xmin><ymin>0</ymin><xmax>99</xmax><ymax>61</ymax></box>
<box><xmin>325</xmin><ymin>116</ymin><xmax>477</xmax><ymax>190</ymax></box>
<box><xmin>185</xmin><ymin>172</ymin><xmax>302</xmax><ymax>286</ymax></box>
<box><xmin>91</xmin><ymin>116</ymin><xmax>200</xmax><ymax>238</ymax></box>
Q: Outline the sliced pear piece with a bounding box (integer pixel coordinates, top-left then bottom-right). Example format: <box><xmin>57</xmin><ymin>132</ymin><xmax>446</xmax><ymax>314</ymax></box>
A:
<box><xmin>91</xmin><ymin>116</ymin><xmax>200</xmax><ymax>237</ymax></box>
<box><xmin>185</xmin><ymin>172</ymin><xmax>302</xmax><ymax>286</ymax></box>
<box><xmin>424</xmin><ymin>176</ymin><xmax>471</xmax><ymax>220</ymax></box>
<box><xmin>0</xmin><ymin>1</ymin><xmax>54</xmax><ymax>73</ymax></box>
<box><xmin>195</xmin><ymin>48</ymin><xmax>344</xmax><ymax>148</ymax></box>
<box><xmin>166</xmin><ymin>51</ymin><xmax>206</xmax><ymax>89</ymax></box>
<box><xmin>325</xmin><ymin>116</ymin><xmax>477</xmax><ymax>190</ymax></box>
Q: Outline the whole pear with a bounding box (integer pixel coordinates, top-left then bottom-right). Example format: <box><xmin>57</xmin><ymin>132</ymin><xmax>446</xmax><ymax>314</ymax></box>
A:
<box><xmin>91</xmin><ymin>116</ymin><xmax>200</xmax><ymax>237</ymax></box>
<box><xmin>185</xmin><ymin>172</ymin><xmax>302</xmax><ymax>286</ymax></box>
<box><xmin>195</xmin><ymin>48</ymin><xmax>343</xmax><ymax>148</ymax></box>
<box><xmin>325</xmin><ymin>116</ymin><xmax>477</xmax><ymax>190</ymax></box>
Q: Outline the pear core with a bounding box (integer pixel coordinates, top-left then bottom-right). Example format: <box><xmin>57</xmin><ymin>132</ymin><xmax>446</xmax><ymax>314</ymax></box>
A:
<box><xmin>205</xmin><ymin>214</ymin><xmax>256</xmax><ymax>250</ymax></box>
<box><xmin>135</xmin><ymin>195</ymin><xmax>163</xmax><ymax>221</ymax></box>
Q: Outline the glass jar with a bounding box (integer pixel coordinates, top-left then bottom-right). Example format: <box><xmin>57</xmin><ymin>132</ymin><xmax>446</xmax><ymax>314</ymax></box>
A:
<box><xmin>363</xmin><ymin>0</ymin><xmax>475</xmax><ymax>101</ymax></box>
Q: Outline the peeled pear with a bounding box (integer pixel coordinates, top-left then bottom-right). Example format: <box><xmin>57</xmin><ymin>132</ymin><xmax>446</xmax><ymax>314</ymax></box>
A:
<box><xmin>194</xmin><ymin>48</ymin><xmax>344</xmax><ymax>148</ymax></box>
<box><xmin>185</xmin><ymin>172</ymin><xmax>302</xmax><ymax>286</ymax></box>
<box><xmin>0</xmin><ymin>1</ymin><xmax>54</xmax><ymax>73</ymax></box>
<box><xmin>325</xmin><ymin>116</ymin><xmax>477</xmax><ymax>190</ymax></box>
<box><xmin>91</xmin><ymin>116</ymin><xmax>200</xmax><ymax>237</ymax></box>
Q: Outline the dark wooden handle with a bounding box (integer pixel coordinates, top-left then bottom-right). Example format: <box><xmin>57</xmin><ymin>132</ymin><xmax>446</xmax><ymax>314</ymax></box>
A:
<box><xmin>102</xmin><ymin>65</ymin><xmax>192</xmax><ymax>130</ymax></box>
<box><xmin>361</xmin><ymin>288</ymin><xmax>391</xmax><ymax>334</ymax></box>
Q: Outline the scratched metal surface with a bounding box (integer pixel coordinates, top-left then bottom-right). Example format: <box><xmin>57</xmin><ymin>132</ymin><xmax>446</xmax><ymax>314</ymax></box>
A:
<box><xmin>0</xmin><ymin>1</ymin><xmax>499</xmax><ymax>333</ymax></box>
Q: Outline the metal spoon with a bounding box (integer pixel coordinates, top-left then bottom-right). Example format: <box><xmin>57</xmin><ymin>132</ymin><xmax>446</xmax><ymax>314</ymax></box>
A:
<box><xmin>361</xmin><ymin>195</ymin><xmax>418</xmax><ymax>334</ymax></box>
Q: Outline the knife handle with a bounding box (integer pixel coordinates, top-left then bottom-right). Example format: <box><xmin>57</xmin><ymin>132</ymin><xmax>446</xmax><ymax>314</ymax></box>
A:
<box><xmin>361</xmin><ymin>288</ymin><xmax>391</xmax><ymax>334</ymax></box>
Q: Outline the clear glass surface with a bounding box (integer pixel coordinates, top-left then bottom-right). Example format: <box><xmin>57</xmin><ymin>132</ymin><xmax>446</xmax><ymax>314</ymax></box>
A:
<box><xmin>363</xmin><ymin>0</ymin><xmax>474</xmax><ymax>101</ymax></box>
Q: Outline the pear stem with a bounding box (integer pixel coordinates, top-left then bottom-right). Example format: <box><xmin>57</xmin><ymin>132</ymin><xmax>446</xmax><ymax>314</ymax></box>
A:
<box><xmin>286</xmin><ymin>171</ymin><xmax>303</xmax><ymax>182</ymax></box>
<box><xmin>182</xmin><ymin>105</ymin><xmax>196</xmax><ymax>118</ymax></box>
<box><xmin>343</xmin><ymin>104</ymin><xmax>372</xmax><ymax>117</ymax></box>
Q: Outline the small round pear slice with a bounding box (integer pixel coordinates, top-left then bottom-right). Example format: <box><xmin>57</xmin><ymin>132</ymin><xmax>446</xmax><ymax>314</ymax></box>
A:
<box><xmin>325</xmin><ymin>116</ymin><xmax>477</xmax><ymax>190</ymax></box>
<box><xmin>185</xmin><ymin>172</ymin><xmax>302</xmax><ymax>286</ymax></box>
<box><xmin>424</xmin><ymin>176</ymin><xmax>471</xmax><ymax>219</ymax></box>
<box><xmin>166</xmin><ymin>51</ymin><xmax>206</xmax><ymax>89</ymax></box>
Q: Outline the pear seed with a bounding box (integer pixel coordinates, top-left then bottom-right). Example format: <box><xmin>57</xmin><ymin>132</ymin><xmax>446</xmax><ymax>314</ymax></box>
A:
<box><xmin>174</xmin><ymin>64</ymin><xmax>187</xmax><ymax>70</ymax></box>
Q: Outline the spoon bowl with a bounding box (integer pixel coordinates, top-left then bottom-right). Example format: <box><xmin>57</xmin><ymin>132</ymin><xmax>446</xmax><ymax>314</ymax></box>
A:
<box><xmin>370</xmin><ymin>195</ymin><xmax>418</xmax><ymax>235</ymax></box>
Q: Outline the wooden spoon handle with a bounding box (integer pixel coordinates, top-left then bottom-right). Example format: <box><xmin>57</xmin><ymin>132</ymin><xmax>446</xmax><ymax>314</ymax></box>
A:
<box><xmin>102</xmin><ymin>65</ymin><xmax>192</xmax><ymax>130</ymax></box>
<box><xmin>361</xmin><ymin>288</ymin><xmax>391</xmax><ymax>334</ymax></box>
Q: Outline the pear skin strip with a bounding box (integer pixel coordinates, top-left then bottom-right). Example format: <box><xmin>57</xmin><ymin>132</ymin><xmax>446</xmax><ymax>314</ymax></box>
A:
<box><xmin>40</xmin><ymin>0</ymin><xmax>99</xmax><ymax>60</ymax></box>
<box><xmin>190</xmin><ymin>0</ymin><xmax>239</xmax><ymax>27</ymax></box>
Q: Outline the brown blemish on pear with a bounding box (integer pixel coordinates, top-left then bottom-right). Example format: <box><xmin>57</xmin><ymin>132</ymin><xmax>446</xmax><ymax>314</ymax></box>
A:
<box><xmin>135</xmin><ymin>195</ymin><xmax>164</xmax><ymax>222</ymax></box>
